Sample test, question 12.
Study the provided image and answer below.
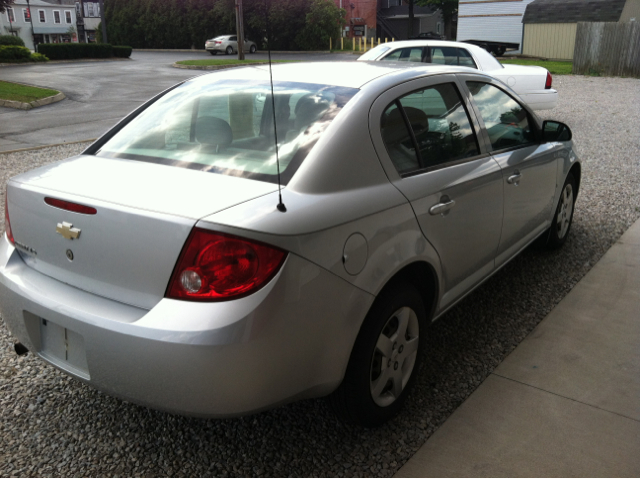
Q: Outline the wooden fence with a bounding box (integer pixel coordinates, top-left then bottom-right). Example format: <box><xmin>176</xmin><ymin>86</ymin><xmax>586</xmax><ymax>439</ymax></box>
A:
<box><xmin>573</xmin><ymin>21</ymin><xmax>640</xmax><ymax>77</ymax></box>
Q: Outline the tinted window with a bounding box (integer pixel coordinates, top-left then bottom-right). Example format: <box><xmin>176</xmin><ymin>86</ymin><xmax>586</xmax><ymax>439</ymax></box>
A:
<box><xmin>382</xmin><ymin>83</ymin><xmax>480</xmax><ymax>174</ymax></box>
<box><xmin>382</xmin><ymin>47</ymin><xmax>425</xmax><ymax>62</ymax></box>
<box><xmin>467</xmin><ymin>82</ymin><xmax>534</xmax><ymax>151</ymax></box>
<box><xmin>96</xmin><ymin>79</ymin><xmax>358</xmax><ymax>184</ymax></box>
<box><xmin>429</xmin><ymin>47</ymin><xmax>477</xmax><ymax>68</ymax></box>
<box><xmin>457</xmin><ymin>48</ymin><xmax>477</xmax><ymax>68</ymax></box>
<box><xmin>229</xmin><ymin>36</ymin><xmax>237</xmax><ymax>41</ymax></box>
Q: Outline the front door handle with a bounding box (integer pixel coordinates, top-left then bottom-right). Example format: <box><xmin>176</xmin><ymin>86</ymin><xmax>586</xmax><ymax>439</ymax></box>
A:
<box><xmin>507</xmin><ymin>171</ymin><xmax>522</xmax><ymax>185</ymax></box>
<box><xmin>429</xmin><ymin>198</ymin><xmax>456</xmax><ymax>216</ymax></box>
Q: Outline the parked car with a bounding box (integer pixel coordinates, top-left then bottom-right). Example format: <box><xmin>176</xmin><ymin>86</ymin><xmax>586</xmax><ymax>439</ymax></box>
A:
<box><xmin>358</xmin><ymin>40</ymin><xmax>558</xmax><ymax>110</ymax></box>
<box><xmin>409</xmin><ymin>32</ymin><xmax>444</xmax><ymax>40</ymax></box>
<box><xmin>0</xmin><ymin>62</ymin><xmax>579</xmax><ymax>427</ymax></box>
<box><xmin>205</xmin><ymin>35</ymin><xmax>257</xmax><ymax>55</ymax></box>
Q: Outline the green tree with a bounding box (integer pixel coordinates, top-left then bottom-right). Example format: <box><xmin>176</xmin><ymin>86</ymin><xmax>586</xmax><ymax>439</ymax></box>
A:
<box><xmin>0</xmin><ymin>0</ymin><xmax>13</xmax><ymax>13</ymax></box>
<box><xmin>295</xmin><ymin>0</ymin><xmax>345</xmax><ymax>50</ymax></box>
<box><xmin>417</xmin><ymin>0</ymin><xmax>457</xmax><ymax>40</ymax></box>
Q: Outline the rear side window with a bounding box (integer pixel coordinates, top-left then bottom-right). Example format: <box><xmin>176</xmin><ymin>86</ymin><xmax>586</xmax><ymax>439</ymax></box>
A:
<box><xmin>429</xmin><ymin>47</ymin><xmax>477</xmax><ymax>69</ymax></box>
<box><xmin>381</xmin><ymin>47</ymin><xmax>425</xmax><ymax>62</ymax></box>
<box><xmin>381</xmin><ymin>83</ymin><xmax>480</xmax><ymax>174</ymax></box>
<box><xmin>467</xmin><ymin>82</ymin><xmax>534</xmax><ymax>151</ymax></box>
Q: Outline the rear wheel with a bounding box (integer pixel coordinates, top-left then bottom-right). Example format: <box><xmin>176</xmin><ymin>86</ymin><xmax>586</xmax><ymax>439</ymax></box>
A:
<box><xmin>250</xmin><ymin>44</ymin><xmax>257</xmax><ymax>54</ymax></box>
<box><xmin>327</xmin><ymin>282</ymin><xmax>426</xmax><ymax>427</ymax></box>
<box><xmin>226</xmin><ymin>46</ymin><xmax>233</xmax><ymax>55</ymax></box>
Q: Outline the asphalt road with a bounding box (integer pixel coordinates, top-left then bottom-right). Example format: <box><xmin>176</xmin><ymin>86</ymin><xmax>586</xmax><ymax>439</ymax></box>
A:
<box><xmin>0</xmin><ymin>51</ymin><xmax>358</xmax><ymax>152</ymax></box>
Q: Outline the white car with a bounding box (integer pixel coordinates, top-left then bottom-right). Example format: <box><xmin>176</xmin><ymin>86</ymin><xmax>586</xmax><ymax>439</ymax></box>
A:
<box><xmin>205</xmin><ymin>35</ymin><xmax>257</xmax><ymax>55</ymax></box>
<box><xmin>358</xmin><ymin>40</ymin><xmax>558</xmax><ymax>110</ymax></box>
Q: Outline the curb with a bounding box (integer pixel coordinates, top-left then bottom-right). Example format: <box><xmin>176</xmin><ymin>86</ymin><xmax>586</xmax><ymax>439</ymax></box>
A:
<box><xmin>0</xmin><ymin>138</ymin><xmax>96</xmax><ymax>155</ymax></box>
<box><xmin>135</xmin><ymin>48</ymin><xmax>352</xmax><ymax>54</ymax></box>
<box><xmin>0</xmin><ymin>91</ymin><xmax>65</xmax><ymax>111</ymax></box>
<box><xmin>0</xmin><ymin>58</ymin><xmax>132</xmax><ymax>68</ymax></box>
<box><xmin>172</xmin><ymin>61</ymin><xmax>274</xmax><ymax>70</ymax></box>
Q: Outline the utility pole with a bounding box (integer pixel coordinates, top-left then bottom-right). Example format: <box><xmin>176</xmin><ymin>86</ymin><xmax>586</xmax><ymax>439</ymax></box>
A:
<box><xmin>98</xmin><ymin>0</ymin><xmax>107</xmax><ymax>43</ymax></box>
<box><xmin>75</xmin><ymin>1</ymin><xmax>86</xmax><ymax>43</ymax></box>
<box><xmin>235</xmin><ymin>0</ymin><xmax>245</xmax><ymax>60</ymax></box>
<box><xmin>25</xmin><ymin>0</ymin><xmax>37</xmax><ymax>51</ymax></box>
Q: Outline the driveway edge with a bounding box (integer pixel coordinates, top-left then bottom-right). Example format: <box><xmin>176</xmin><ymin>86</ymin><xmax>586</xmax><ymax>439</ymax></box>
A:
<box><xmin>0</xmin><ymin>91</ymin><xmax>65</xmax><ymax>111</ymax></box>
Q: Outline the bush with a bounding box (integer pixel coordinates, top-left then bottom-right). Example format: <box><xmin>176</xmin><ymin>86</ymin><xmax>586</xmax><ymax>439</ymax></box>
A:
<box><xmin>37</xmin><ymin>43</ymin><xmax>113</xmax><ymax>60</ymax></box>
<box><xmin>30</xmin><ymin>53</ymin><xmax>49</xmax><ymax>62</ymax></box>
<box><xmin>112</xmin><ymin>45</ymin><xmax>132</xmax><ymax>58</ymax></box>
<box><xmin>0</xmin><ymin>45</ymin><xmax>32</xmax><ymax>60</ymax></box>
<box><xmin>0</xmin><ymin>35</ymin><xmax>25</xmax><ymax>47</ymax></box>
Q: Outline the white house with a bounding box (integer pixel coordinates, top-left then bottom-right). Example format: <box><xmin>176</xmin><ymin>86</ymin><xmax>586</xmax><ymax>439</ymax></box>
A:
<box><xmin>1</xmin><ymin>0</ymin><xmax>78</xmax><ymax>50</ymax></box>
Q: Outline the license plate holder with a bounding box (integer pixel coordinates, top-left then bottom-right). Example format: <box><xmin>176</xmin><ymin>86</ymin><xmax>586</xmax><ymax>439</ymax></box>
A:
<box><xmin>39</xmin><ymin>318</ymin><xmax>90</xmax><ymax>379</ymax></box>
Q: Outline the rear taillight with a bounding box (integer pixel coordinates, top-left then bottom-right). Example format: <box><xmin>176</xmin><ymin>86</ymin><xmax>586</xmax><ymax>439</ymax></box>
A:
<box><xmin>166</xmin><ymin>228</ymin><xmax>287</xmax><ymax>301</ymax></box>
<box><xmin>545</xmin><ymin>71</ymin><xmax>553</xmax><ymax>89</ymax></box>
<box><xmin>4</xmin><ymin>189</ymin><xmax>14</xmax><ymax>245</ymax></box>
<box><xmin>45</xmin><ymin>197</ymin><xmax>97</xmax><ymax>215</ymax></box>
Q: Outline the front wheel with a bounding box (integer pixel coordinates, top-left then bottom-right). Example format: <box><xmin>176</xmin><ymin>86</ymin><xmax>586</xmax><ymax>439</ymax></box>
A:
<box><xmin>540</xmin><ymin>172</ymin><xmax>577</xmax><ymax>249</ymax></box>
<box><xmin>327</xmin><ymin>282</ymin><xmax>426</xmax><ymax>427</ymax></box>
<box><xmin>226</xmin><ymin>46</ymin><xmax>233</xmax><ymax>55</ymax></box>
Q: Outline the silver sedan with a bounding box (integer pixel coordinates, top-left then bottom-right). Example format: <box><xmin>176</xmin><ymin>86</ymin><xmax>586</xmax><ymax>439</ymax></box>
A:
<box><xmin>205</xmin><ymin>35</ymin><xmax>257</xmax><ymax>55</ymax></box>
<box><xmin>0</xmin><ymin>62</ymin><xmax>580</xmax><ymax>427</ymax></box>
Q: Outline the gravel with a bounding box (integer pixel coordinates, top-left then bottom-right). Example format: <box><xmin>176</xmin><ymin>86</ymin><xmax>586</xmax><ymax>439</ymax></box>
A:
<box><xmin>1</xmin><ymin>75</ymin><xmax>639</xmax><ymax>477</ymax></box>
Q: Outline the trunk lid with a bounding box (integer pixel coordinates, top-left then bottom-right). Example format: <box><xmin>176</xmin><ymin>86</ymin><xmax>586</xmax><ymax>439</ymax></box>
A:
<box><xmin>7</xmin><ymin>155</ymin><xmax>278</xmax><ymax>309</ymax></box>
<box><xmin>495</xmin><ymin>64</ymin><xmax>548</xmax><ymax>91</ymax></box>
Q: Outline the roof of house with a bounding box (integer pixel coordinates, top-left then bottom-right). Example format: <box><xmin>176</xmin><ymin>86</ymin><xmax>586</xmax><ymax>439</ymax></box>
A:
<box><xmin>522</xmin><ymin>0</ymin><xmax>628</xmax><ymax>23</ymax></box>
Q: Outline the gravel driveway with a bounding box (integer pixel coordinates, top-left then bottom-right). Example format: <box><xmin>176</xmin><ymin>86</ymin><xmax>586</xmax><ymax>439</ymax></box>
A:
<box><xmin>1</xmin><ymin>75</ymin><xmax>639</xmax><ymax>477</ymax></box>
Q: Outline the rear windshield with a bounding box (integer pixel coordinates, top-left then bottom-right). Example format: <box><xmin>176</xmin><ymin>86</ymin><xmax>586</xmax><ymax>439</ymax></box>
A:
<box><xmin>95</xmin><ymin>78</ymin><xmax>358</xmax><ymax>184</ymax></box>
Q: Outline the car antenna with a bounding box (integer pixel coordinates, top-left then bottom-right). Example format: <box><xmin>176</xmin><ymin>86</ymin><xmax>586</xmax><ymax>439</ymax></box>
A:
<box><xmin>265</xmin><ymin>0</ymin><xmax>286</xmax><ymax>213</ymax></box>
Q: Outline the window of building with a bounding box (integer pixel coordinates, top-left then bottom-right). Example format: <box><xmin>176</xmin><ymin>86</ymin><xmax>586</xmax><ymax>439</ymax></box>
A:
<box><xmin>53</xmin><ymin>10</ymin><xmax>61</xmax><ymax>24</ymax></box>
<box><xmin>65</xmin><ymin>11</ymin><xmax>72</xmax><ymax>24</ymax></box>
<box><xmin>6</xmin><ymin>7</ymin><xmax>15</xmax><ymax>23</ymax></box>
<box><xmin>87</xmin><ymin>3</ymin><xmax>94</xmax><ymax>17</ymax></box>
<box><xmin>23</xmin><ymin>8</ymin><xmax>32</xmax><ymax>22</ymax></box>
<box><xmin>38</xmin><ymin>10</ymin><xmax>46</xmax><ymax>23</ymax></box>
<box><xmin>437</xmin><ymin>23</ymin><xmax>441</xmax><ymax>34</ymax></box>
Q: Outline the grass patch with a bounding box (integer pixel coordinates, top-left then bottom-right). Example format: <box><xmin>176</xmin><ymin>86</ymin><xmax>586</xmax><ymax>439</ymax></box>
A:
<box><xmin>176</xmin><ymin>59</ymin><xmax>297</xmax><ymax>66</ymax></box>
<box><xmin>500</xmin><ymin>59</ymin><xmax>573</xmax><ymax>75</ymax></box>
<box><xmin>0</xmin><ymin>81</ymin><xmax>59</xmax><ymax>103</ymax></box>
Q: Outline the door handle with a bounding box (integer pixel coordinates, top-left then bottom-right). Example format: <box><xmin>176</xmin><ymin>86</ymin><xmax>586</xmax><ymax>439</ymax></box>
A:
<box><xmin>429</xmin><ymin>198</ymin><xmax>456</xmax><ymax>216</ymax></box>
<box><xmin>507</xmin><ymin>171</ymin><xmax>522</xmax><ymax>185</ymax></box>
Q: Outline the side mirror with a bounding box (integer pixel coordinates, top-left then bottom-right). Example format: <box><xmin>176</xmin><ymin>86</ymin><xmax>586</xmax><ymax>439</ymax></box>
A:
<box><xmin>542</xmin><ymin>120</ymin><xmax>572</xmax><ymax>142</ymax></box>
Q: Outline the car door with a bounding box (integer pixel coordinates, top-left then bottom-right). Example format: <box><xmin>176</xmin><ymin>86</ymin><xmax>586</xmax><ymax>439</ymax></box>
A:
<box><xmin>460</xmin><ymin>76</ymin><xmax>558</xmax><ymax>266</ymax></box>
<box><xmin>369</xmin><ymin>74</ymin><xmax>504</xmax><ymax>311</ymax></box>
<box><xmin>229</xmin><ymin>35</ymin><xmax>238</xmax><ymax>51</ymax></box>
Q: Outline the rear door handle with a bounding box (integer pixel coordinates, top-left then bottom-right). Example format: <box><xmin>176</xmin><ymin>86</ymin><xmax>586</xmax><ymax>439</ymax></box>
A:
<box><xmin>429</xmin><ymin>199</ymin><xmax>456</xmax><ymax>216</ymax></box>
<box><xmin>507</xmin><ymin>172</ymin><xmax>522</xmax><ymax>185</ymax></box>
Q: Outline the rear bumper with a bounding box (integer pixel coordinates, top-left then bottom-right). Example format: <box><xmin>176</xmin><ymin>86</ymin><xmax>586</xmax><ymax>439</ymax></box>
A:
<box><xmin>205</xmin><ymin>43</ymin><xmax>227</xmax><ymax>53</ymax></box>
<box><xmin>0</xmin><ymin>236</ymin><xmax>373</xmax><ymax>417</ymax></box>
<box><xmin>519</xmin><ymin>89</ymin><xmax>558</xmax><ymax>111</ymax></box>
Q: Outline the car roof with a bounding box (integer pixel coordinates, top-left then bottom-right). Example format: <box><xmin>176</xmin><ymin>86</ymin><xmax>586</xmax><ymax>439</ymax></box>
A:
<box><xmin>193</xmin><ymin>61</ymin><xmax>484</xmax><ymax>89</ymax></box>
<box><xmin>372</xmin><ymin>40</ymin><xmax>485</xmax><ymax>50</ymax></box>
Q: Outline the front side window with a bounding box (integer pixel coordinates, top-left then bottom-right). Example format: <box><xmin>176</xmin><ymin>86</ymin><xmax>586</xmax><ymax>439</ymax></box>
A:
<box><xmin>38</xmin><ymin>10</ymin><xmax>45</xmax><ymax>22</ymax></box>
<box><xmin>65</xmin><ymin>11</ymin><xmax>72</xmax><ymax>24</ymax></box>
<box><xmin>6</xmin><ymin>7</ymin><xmax>15</xmax><ymax>23</ymax></box>
<box><xmin>381</xmin><ymin>47</ymin><xmax>425</xmax><ymax>62</ymax></box>
<box><xmin>53</xmin><ymin>10</ymin><xmax>61</xmax><ymax>23</ymax></box>
<box><xmin>467</xmin><ymin>81</ymin><xmax>534</xmax><ymax>151</ymax></box>
<box><xmin>95</xmin><ymin>78</ymin><xmax>358</xmax><ymax>184</ymax></box>
<box><xmin>381</xmin><ymin>83</ymin><xmax>480</xmax><ymax>174</ymax></box>
<box><xmin>23</xmin><ymin>8</ymin><xmax>31</xmax><ymax>22</ymax></box>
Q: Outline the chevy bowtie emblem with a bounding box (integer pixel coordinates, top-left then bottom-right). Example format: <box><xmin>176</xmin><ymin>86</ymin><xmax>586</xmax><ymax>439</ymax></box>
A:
<box><xmin>56</xmin><ymin>222</ymin><xmax>81</xmax><ymax>240</ymax></box>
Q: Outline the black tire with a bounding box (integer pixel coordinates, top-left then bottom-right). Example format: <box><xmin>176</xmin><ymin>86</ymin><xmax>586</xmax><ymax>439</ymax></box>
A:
<box><xmin>496</xmin><ymin>47</ymin><xmax>506</xmax><ymax>57</ymax></box>
<box><xmin>250</xmin><ymin>44</ymin><xmax>257</xmax><ymax>54</ymax></box>
<box><xmin>226</xmin><ymin>46</ymin><xmax>233</xmax><ymax>55</ymax></box>
<box><xmin>209</xmin><ymin>50</ymin><xmax>217</xmax><ymax>56</ymax></box>
<box><xmin>327</xmin><ymin>282</ymin><xmax>426</xmax><ymax>427</ymax></box>
<box><xmin>539</xmin><ymin>172</ymin><xmax>577</xmax><ymax>249</ymax></box>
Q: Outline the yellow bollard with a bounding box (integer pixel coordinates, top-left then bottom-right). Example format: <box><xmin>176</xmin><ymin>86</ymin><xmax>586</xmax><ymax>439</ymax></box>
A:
<box><xmin>392</xmin><ymin>37</ymin><xmax>395</xmax><ymax>42</ymax></box>
<box><xmin>371</xmin><ymin>37</ymin><xmax>374</xmax><ymax>49</ymax></box>
<box><xmin>330</xmin><ymin>37</ymin><xmax>332</xmax><ymax>51</ymax></box>
<box><xmin>341</xmin><ymin>37</ymin><xmax>344</xmax><ymax>50</ymax></box>
<box><xmin>378</xmin><ymin>38</ymin><xmax>381</xmax><ymax>45</ymax></box>
<box><xmin>352</xmin><ymin>37</ymin><xmax>355</xmax><ymax>51</ymax></box>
